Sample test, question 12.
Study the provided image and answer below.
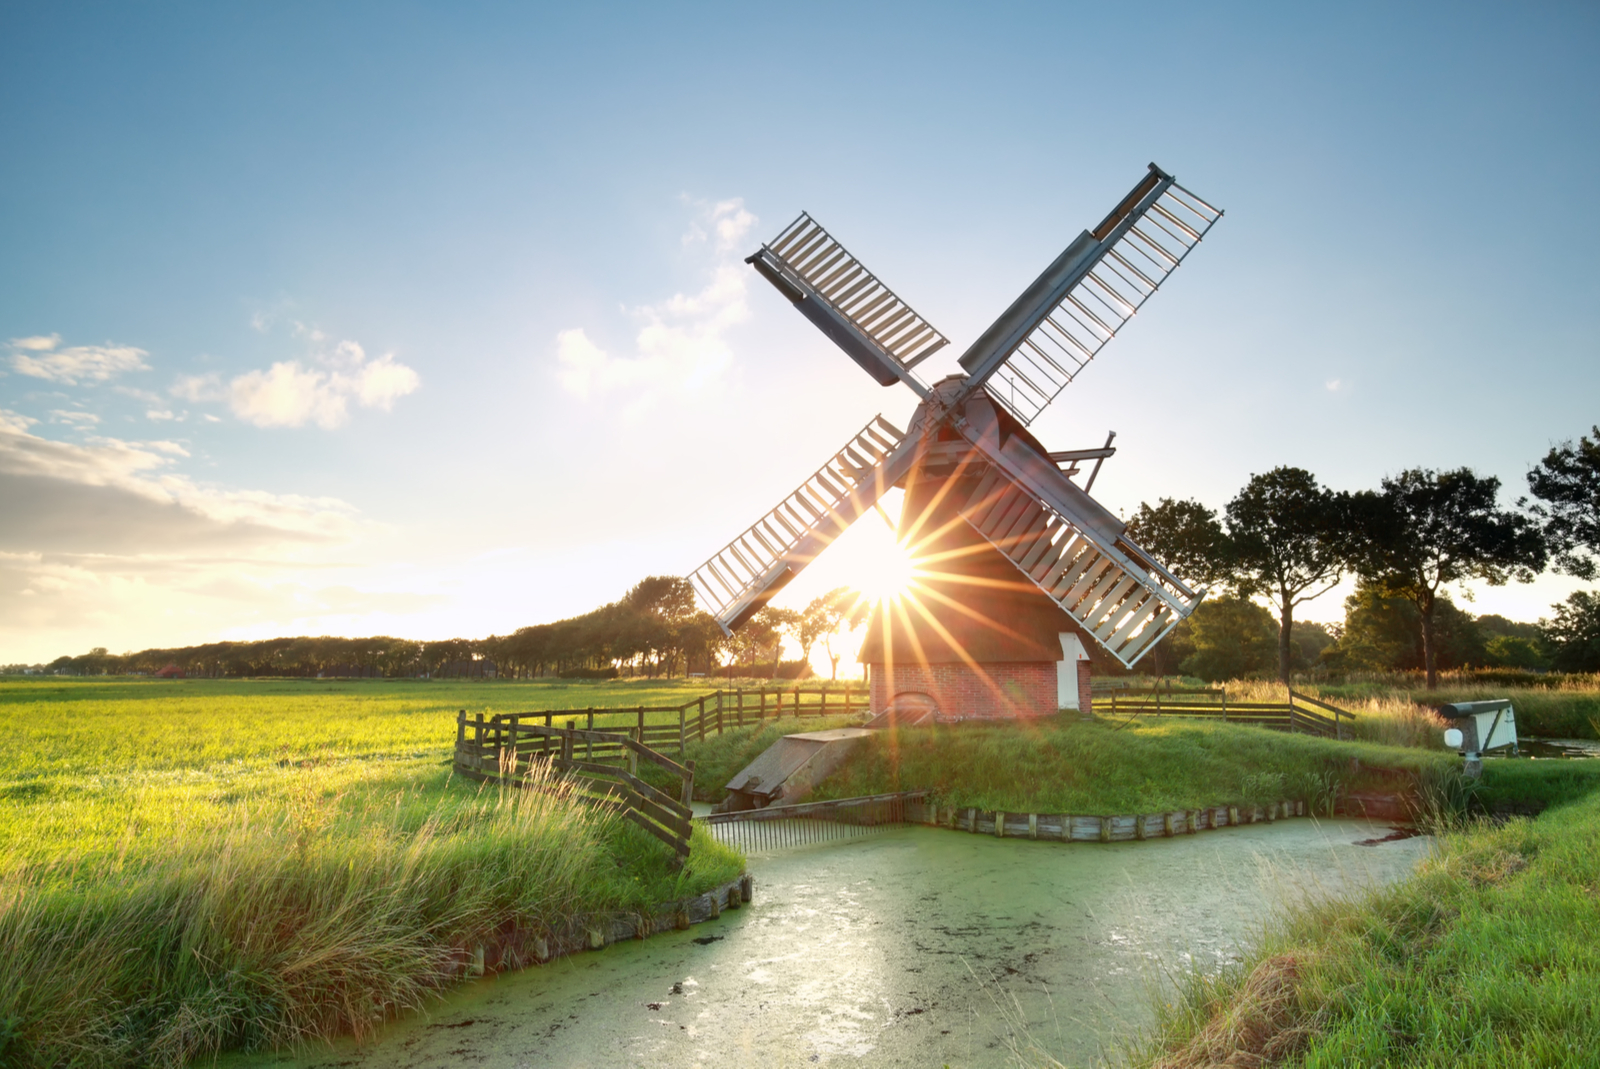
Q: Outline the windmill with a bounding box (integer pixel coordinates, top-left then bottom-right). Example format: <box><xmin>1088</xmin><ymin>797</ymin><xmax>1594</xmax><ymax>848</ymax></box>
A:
<box><xmin>688</xmin><ymin>164</ymin><xmax>1222</xmax><ymax>718</ymax></box>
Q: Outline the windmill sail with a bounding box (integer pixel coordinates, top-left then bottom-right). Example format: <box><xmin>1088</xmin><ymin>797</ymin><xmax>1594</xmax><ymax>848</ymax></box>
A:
<box><xmin>689</xmin><ymin>416</ymin><xmax>915</xmax><ymax>633</ymax></box>
<box><xmin>958</xmin><ymin>466</ymin><xmax>1202</xmax><ymax>667</ymax></box>
<box><xmin>947</xmin><ymin>396</ymin><xmax>1203</xmax><ymax>666</ymax></box>
<box><xmin>748</xmin><ymin>213</ymin><xmax>948</xmax><ymax>389</ymax></box>
<box><xmin>958</xmin><ymin>165</ymin><xmax>1222</xmax><ymax>425</ymax></box>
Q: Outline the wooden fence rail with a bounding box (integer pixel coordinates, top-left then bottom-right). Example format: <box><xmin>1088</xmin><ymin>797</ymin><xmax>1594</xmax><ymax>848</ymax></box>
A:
<box><xmin>457</xmin><ymin>686</ymin><xmax>868</xmax><ymax>759</ymax></box>
<box><xmin>1107</xmin><ymin>686</ymin><xmax>1356</xmax><ymax>739</ymax></box>
<box><xmin>454</xmin><ymin>711</ymin><xmax>698</xmax><ymax>865</ymax></box>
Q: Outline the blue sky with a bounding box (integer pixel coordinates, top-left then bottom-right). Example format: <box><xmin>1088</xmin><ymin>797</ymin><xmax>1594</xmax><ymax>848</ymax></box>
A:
<box><xmin>2</xmin><ymin>1</ymin><xmax>1596</xmax><ymax>664</ymax></box>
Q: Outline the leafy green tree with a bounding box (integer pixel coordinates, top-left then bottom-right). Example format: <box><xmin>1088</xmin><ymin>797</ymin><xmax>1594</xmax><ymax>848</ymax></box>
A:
<box><xmin>1541</xmin><ymin>591</ymin><xmax>1600</xmax><ymax>672</ymax></box>
<box><xmin>1483</xmin><ymin>635</ymin><xmax>1546</xmax><ymax>671</ymax></box>
<box><xmin>1126</xmin><ymin>498</ymin><xmax>1231</xmax><ymax>589</ymax></box>
<box><xmin>1354</xmin><ymin>467</ymin><xmax>1544</xmax><ymax>688</ymax></box>
<box><xmin>1526</xmin><ymin>425</ymin><xmax>1600</xmax><ymax>579</ymax></box>
<box><xmin>1323</xmin><ymin>583</ymin><xmax>1484</xmax><ymax>674</ymax></box>
<box><xmin>1223</xmin><ymin>468</ymin><xmax>1357</xmax><ymax>684</ymax></box>
<box><xmin>1178</xmin><ymin>596</ymin><xmax>1278</xmax><ymax>682</ymax></box>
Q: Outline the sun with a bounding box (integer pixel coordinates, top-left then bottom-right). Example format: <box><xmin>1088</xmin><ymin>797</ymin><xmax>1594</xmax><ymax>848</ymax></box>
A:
<box><xmin>853</xmin><ymin>531</ymin><xmax>919</xmax><ymax>607</ymax></box>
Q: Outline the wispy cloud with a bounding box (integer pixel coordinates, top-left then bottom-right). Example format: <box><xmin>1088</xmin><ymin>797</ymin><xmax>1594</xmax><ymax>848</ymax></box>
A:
<box><xmin>48</xmin><ymin>409</ymin><xmax>101</xmax><ymax>428</ymax></box>
<box><xmin>171</xmin><ymin>336</ymin><xmax>420</xmax><ymax>429</ymax></box>
<box><xmin>8</xmin><ymin>335</ymin><xmax>150</xmax><ymax>385</ymax></box>
<box><xmin>0</xmin><ymin>413</ymin><xmax>352</xmax><ymax>543</ymax></box>
<box><xmin>557</xmin><ymin>198</ymin><xmax>754</xmax><ymax>402</ymax></box>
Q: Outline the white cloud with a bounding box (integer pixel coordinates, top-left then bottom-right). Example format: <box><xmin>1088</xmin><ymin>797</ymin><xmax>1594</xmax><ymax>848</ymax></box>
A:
<box><xmin>169</xmin><ymin>337</ymin><xmax>420</xmax><ymax>429</ymax></box>
<box><xmin>171</xmin><ymin>373</ymin><xmax>224</xmax><ymax>403</ymax></box>
<box><xmin>558</xmin><ymin>199</ymin><xmax>754</xmax><ymax>402</ymax></box>
<box><xmin>229</xmin><ymin>361</ymin><xmax>350</xmax><ymax>429</ymax></box>
<box><xmin>1325</xmin><ymin>378</ymin><xmax>1342</xmax><ymax>391</ymax></box>
<box><xmin>49</xmin><ymin>410</ymin><xmax>101</xmax><ymax>428</ymax></box>
<box><xmin>8</xmin><ymin>335</ymin><xmax>150</xmax><ymax>385</ymax></box>
<box><xmin>0</xmin><ymin>416</ymin><xmax>353</xmax><ymax>542</ymax></box>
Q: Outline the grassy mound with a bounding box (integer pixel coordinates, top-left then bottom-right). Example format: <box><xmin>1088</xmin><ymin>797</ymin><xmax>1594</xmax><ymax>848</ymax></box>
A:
<box><xmin>804</xmin><ymin>716</ymin><xmax>1460</xmax><ymax>815</ymax></box>
<box><xmin>1123</xmin><ymin>792</ymin><xmax>1600</xmax><ymax>1067</ymax></box>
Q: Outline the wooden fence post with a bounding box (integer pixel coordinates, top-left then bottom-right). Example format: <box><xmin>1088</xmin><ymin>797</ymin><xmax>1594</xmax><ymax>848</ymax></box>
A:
<box><xmin>678</xmin><ymin>704</ymin><xmax>687</xmax><ymax>755</ymax></box>
<box><xmin>698</xmin><ymin>697</ymin><xmax>707</xmax><ymax>742</ymax></box>
<box><xmin>474</xmin><ymin>713</ymin><xmax>484</xmax><ymax>772</ymax></box>
<box><xmin>683</xmin><ymin>759</ymin><xmax>696</xmax><ymax>808</ymax></box>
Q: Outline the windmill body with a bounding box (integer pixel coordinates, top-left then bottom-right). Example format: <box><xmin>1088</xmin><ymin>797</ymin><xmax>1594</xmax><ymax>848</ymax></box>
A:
<box><xmin>689</xmin><ymin>165</ymin><xmax>1223</xmax><ymax>721</ymax></box>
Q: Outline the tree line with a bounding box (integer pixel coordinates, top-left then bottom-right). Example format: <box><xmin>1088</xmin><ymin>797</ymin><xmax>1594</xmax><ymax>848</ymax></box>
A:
<box><xmin>14</xmin><ymin>577</ymin><xmax>867</xmax><ymax>682</ymax></box>
<box><xmin>1129</xmin><ymin>425</ymin><xmax>1600</xmax><ymax>687</ymax></box>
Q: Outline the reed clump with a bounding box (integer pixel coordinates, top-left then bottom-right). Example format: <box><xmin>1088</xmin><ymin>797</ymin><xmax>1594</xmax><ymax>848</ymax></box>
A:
<box><xmin>0</xmin><ymin>760</ymin><xmax>741</xmax><ymax>1069</ymax></box>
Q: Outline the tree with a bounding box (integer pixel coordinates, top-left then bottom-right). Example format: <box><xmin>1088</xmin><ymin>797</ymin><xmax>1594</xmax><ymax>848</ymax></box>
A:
<box><xmin>1526</xmin><ymin>426</ymin><xmax>1600</xmax><ymax>579</ymax></box>
<box><xmin>1177</xmin><ymin>596</ymin><xmax>1278</xmax><ymax>682</ymax></box>
<box><xmin>751</xmin><ymin>606</ymin><xmax>801</xmax><ymax>678</ymax></box>
<box><xmin>1126</xmin><ymin>498</ymin><xmax>1231</xmax><ymax>589</ymax></box>
<box><xmin>626</xmin><ymin>576</ymin><xmax>698</xmax><ymax>676</ymax></box>
<box><xmin>1356</xmin><ymin>468</ymin><xmax>1546</xmax><ymax>689</ymax></box>
<box><xmin>1223</xmin><ymin>468</ymin><xmax>1356</xmax><ymax>684</ymax></box>
<box><xmin>1541</xmin><ymin>591</ymin><xmax>1600</xmax><ymax>673</ymax></box>
<box><xmin>1322</xmin><ymin>582</ymin><xmax>1484</xmax><ymax>674</ymax></box>
<box><xmin>801</xmin><ymin>587</ymin><xmax>857</xmax><ymax>682</ymax></box>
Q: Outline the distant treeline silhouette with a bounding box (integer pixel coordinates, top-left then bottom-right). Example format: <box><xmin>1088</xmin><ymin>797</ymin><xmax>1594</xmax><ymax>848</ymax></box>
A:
<box><xmin>21</xmin><ymin>576</ymin><xmax>817</xmax><ymax>680</ymax></box>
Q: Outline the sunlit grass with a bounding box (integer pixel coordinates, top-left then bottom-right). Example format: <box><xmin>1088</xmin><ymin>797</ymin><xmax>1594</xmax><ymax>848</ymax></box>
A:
<box><xmin>0</xmin><ymin>677</ymin><xmax>744</xmax><ymax>1067</ymax></box>
<box><xmin>806</xmin><ymin>716</ymin><xmax>1458</xmax><ymax>816</ymax></box>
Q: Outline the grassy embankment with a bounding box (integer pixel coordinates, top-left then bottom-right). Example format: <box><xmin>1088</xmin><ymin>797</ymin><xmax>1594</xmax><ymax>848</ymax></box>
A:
<box><xmin>1111</xmin><ymin>790</ymin><xmax>1600</xmax><ymax>1068</ymax></box>
<box><xmin>0</xmin><ymin>677</ymin><xmax>749</xmax><ymax>1069</ymax></box>
<box><xmin>800</xmin><ymin>716</ymin><xmax>1470</xmax><ymax>817</ymax></box>
<box><xmin>658</xmin><ymin>683</ymin><xmax>1600</xmax><ymax>815</ymax></box>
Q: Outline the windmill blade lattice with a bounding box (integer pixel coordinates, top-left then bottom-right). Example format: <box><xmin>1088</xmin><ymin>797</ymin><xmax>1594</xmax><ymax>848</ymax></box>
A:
<box><xmin>748</xmin><ymin>213</ymin><xmax>949</xmax><ymax>386</ymax></box>
<box><xmin>958</xmin><ymin>467</ymin><xmax>1202</xmax><ymax>667</ymax></box>
<box><xmin>963</xmin><ymin>171</ymin><xmax>1222</xmax><ymax>425</ymax></box>
<box><xmin>689</xmin><ymin>416</ymin><xmax>910</xmax><ymax>633</ymax></box>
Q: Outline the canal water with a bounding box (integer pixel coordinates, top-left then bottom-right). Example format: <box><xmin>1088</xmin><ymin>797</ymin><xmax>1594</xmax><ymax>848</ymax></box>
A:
<box><xmin>235</xmin><ymin>819</ymin><xmax>1428</xmax><ymax>1069</ymax></box>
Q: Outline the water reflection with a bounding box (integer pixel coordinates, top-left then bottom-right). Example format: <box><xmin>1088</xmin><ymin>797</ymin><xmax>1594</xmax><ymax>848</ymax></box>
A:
<box><xmin>230</xmin><ymin>819</ymin><xmax>1427</xmax><ymax>1069</ymax></box>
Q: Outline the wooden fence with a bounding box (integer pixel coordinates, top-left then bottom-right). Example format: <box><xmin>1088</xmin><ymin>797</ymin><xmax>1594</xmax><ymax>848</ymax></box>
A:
<box><xmin>458</xmin><ymin>685</ymin><xmax>868</xmax><ymax>760</ymax></box>
<box><xmin>1106</xmin><ymin>686</ymin><xmax>1355</xmax><ymax>739</ymax></box>
<box><xmin>454</xmin><ymin>712</ymin><xmax>698</xmax><ymax>865</ymax></box>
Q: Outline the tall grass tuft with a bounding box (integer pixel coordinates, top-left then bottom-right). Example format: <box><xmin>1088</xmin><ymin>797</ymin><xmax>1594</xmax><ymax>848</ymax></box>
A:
<box><xmin>0</xmin><ymin>761</ymin><xmax>741</xmax><ymax>1069</ymax></box>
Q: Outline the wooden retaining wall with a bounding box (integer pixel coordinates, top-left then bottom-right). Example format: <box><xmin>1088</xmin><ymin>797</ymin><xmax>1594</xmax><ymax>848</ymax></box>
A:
<box><xmin>453</xmin><ymin>874</ymin><xmax>755</xmax><ymax>978</ymax></box>
<box><xmin>904</xmin><ymin>799</ymin><xmax>1307</xmax><ymax>841</ymax></box>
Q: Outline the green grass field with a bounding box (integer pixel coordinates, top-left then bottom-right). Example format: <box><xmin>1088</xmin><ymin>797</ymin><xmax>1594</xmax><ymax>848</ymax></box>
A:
<box><xmin>0</xmin><ymin>677</ymin><xmax>755</xmax><ymax>1069</ymax></box>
